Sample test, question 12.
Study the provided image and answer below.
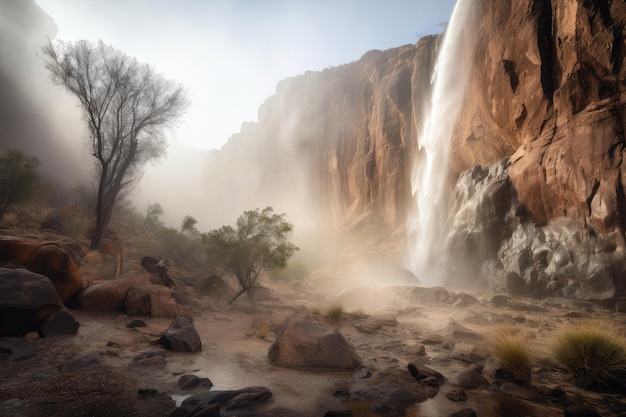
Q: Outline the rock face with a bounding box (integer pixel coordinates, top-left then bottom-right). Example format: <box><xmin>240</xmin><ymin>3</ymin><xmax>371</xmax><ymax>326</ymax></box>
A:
<box><xmin>268</xmin><ymin>315</ymin><xmax>362</xmax><ymax>369</ymax></box>
<box><xmin>197</xmin><ymin>0</ymin><xmax>625</xmax><ymax>294</ymax></box>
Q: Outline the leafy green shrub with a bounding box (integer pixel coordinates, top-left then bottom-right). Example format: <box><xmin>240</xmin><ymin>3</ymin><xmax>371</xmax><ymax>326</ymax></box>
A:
<box><xmin>552</xmin><ymin>325</ymin><xmax>626</xmax><ymax>393</ymax></box>
<box><xmin>202</xmin><ymin>207</ymin><xmax>298</xmax><ymax>304</ymax></box>
<box><xmin>491</xmin><ymin>326</ymin><xmax>532</xmax><ymax>385</ymax></box>
<box><xmin>0</xmin><ymin>150</ymin><xmax>40</xmax><ymax>218</ymax></box>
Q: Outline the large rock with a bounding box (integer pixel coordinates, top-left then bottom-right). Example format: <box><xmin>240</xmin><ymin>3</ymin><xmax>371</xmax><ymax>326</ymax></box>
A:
<box><xmin>0</xmin><ymin>236</ymin><xmax>83</xmax><ymax>302</ymax></box>
<box><xmin>78</xmin><ymin>277</ymin><xmax>136</xmax><ymax>311</ymax></box>
<box><xmin>181</xmin><ymin>386</ymin><xmax>272</xmax><ymax>412</ymax></box>
<box><xmin>446</xmin><ymin>158</ymin><xmax>626</xmax><ymax>298</ymax></box>
<box><xmin>445</xmin><ymin>159</ymin><xmax>523</xmax><ymax>288</ymax></box>
<box><xmin>352</xmin><ymin>367</ymin><xmax>437</xmax><ymax>414</ymax></box>
<box><xmin>159</xmin><ymin>317</ymin><xmax>202</xmax><ymax>353</ymax></box>
<box><xmin>124</xmin><ymin>285</ymin><xmax>180</xmax><ymax>318</ymax></box>
<box><xmin>0</xmin><ymin>267</ymin><xmax>67</xmax><ymax>336</ymax></box>
<box><xmin>268</xmin><ymin>315</ymin><xmax>362</xmax><ymax>369</ymax></box>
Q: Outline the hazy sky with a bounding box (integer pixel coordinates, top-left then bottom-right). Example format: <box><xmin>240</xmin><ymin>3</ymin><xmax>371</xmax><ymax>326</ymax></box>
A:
<box><xmin>35</xmin><ymin>0</ymin><xmax>457</xmax><ymax>151</ymax></box>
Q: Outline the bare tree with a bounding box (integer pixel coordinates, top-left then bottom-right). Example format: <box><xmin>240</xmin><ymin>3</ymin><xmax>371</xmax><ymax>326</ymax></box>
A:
<box><xmin>41</xmin><ymin>40</ymin><xmax>189</xmax><ymax>250</ymax></box>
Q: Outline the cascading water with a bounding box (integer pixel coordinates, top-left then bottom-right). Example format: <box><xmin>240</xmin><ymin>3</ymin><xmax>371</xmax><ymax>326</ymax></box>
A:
<box><xmin>408</xmin><ymin>0</ymin><xmax>474</xmax><ymax>285</ymax></box>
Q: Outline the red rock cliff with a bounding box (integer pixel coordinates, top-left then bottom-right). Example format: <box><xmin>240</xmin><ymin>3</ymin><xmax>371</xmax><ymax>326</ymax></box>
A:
<box><xmin>212</xmin><ymin>0</ymin><xmax>626</xmax><ymax>241</ymax></box>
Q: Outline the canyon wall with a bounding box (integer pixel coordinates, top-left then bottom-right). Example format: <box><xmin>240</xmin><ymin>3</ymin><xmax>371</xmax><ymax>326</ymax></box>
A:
<box><xmin>211</xmin><ymin>0</ymin><xmax>626</xmax><ymax>296</ymax></box>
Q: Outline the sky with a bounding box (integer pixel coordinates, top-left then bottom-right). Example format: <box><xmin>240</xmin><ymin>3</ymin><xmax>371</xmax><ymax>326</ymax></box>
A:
<box><xmin>35</xmin><ymin>0</ymin><xmax>457</xmax><ymax>151</ymax></box>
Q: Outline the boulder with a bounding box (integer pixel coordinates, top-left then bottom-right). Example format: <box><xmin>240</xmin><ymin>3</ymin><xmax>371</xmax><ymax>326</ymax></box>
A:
<box><xmin>124</xmin><ymin>285</ymin><xmax>180</xmax><ymax>318</ymax></box>
<box><xmin>453</xmin><ymin>369</ymin><xmax>490</xmax><ymax>389</ymax></box>
<box><xmin>353</xmin><ymin>367</ymin><xmax>436</xmax><ymax>414</ymax></box>
<box><xmin>177</xmin><ymin>375</ymin><xmax>213</xmax><ymax>390</ymax></box>
<box><xmin>78</xmin><ymin>276</ymin><xmax>136</xmax><ymax>311</ymax></box>
<box><xmin>199</xmin><ymin>274</ymin><xmax>233</xmax><ymax>298</ymax></box>
<box><xmin>0</xmin><ymin>268</ymin><xmax>64</xmax><ymax>336</ymax></box>
<box><xmin>159</xmin><ymin>317</ymin><xmax>202</xmax><ymax>353</ymax></box>
<box><xmin>407</xmin><ymin>362</ymin><xmax>446</xmax><ymax>387</ymax></box>
<box><xmin>0</xmin><ymin>236</ymin><xmax>83</xmax><ymax>302</ymax></box>
<box><xmin>268</xmin><ymin>315</ymin><xmax>362</xmax><ymax>369</ymax></box>
<box><xmin>182</xmin><ymin>386</ymin><xmax>272</xmax><ymax>411</ymax></box>
<box><xmin>39</xmin><ymin>308</ymin><xmax>79</xmax><ymax>336</ymax></box>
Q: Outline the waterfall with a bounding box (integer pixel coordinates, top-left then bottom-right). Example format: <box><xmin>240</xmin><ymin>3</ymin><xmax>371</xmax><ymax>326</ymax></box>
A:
<box><xmin>408</xmin><ymin>0</ymin><xmax>474</xmax><ymax>285</ymax></box>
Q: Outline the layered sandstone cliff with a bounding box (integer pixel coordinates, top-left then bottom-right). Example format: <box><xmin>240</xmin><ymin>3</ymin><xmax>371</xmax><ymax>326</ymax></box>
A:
<box><xmin>209</xmin><ymin>0</ymin><xmax>626</xmax><ymax>295</ymax></box>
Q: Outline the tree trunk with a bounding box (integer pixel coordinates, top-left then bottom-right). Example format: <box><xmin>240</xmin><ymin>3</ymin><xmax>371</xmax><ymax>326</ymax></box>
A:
<box><xmin>89</xmin><ymin>183</ymin><xmax>117</xmax><ymax>251</ymax></box>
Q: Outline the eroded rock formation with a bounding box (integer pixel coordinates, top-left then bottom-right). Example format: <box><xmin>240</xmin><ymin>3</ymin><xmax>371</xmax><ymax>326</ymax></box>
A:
<box><xmin>207</xmin><ymin>0</ymin><xmax>625</xmax><ymax>296</ymax></box>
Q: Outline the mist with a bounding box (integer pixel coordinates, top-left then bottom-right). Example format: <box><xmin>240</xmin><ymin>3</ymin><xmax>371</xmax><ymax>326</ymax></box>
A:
<box><xmin>0</xmin><ymin>0</ymin><xmax>92</xmax><ymax>191</ymax></box>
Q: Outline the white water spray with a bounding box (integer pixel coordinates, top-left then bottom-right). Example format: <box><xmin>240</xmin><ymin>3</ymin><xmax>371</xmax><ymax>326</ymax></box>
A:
<box><xmin>408</xmin><ymin>0</ymin><xmax>474</xmax><ymax>285</ymax></box>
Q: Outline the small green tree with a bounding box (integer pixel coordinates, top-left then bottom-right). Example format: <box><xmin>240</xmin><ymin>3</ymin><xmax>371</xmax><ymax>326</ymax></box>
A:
<box><xmin>0</xmin><ymin>150</ymin><xmax>40</xmax><ymax>218</ymax></box>
<box><xmin>181</xmin><ymin>215</ymin><xmax>199</xmax><ymax>236</ymax></box>
<box><xmin>144</xmin><ymin>202</ymin><xmax>164</xmax><ymax>229</ymax></box>
<box><xmin>202</xmin><ymin>207</ymin><xmax>299</xmax><ymax>304</ymax></box>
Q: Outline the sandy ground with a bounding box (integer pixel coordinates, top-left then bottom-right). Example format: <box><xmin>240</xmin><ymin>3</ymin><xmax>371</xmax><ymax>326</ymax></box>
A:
<box><xmin>2</xmin><ymin>278</ymin><xmax>626</xmax><ymax>416</ymax></box>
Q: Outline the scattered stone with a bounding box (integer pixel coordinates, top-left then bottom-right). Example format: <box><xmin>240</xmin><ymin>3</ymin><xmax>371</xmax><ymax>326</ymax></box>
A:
<box><xmin>131</xmin><ymin>349</ymin><xmax>167</xmax><ymax>367</ymax></box>
<box><xmin>39</xmin><ymin>308</ymin><xmax>79</xmax><ymax>336</ymax></box>
<box><xmin>451</xmin><ymin>351</ymin><xmax>485</xmax><ymax>365</ymax></box>
<box><xmin>490</xmin><ymin>294</ymin><xmax>512</xmax><ymax>306</ymax></box>
<box><xmin>452</xmin><ymin>294</ymin><xmax>480</xmax><ymax>308</ymax></box>
<box><xmin>495</xmin><ymin>382</ymin><xmax>540</xmax><ymax>401</ymax></box>
<box><xmin>448</xmin><ymin>408</ymin><xmax>477</xmax><ymax>417</ymax></box>
<box><xmin>407</xmin><ymin>362</ymin><xmax>446</xmax><ymax>386</ymax></box>
<box><xmin>353</xmin><ymin>368</ymin><xmax>372</xmax><ymax>379</ymax></box>
<box><xmin>446</xmin><ymin>388</ymin><xmax>468</xmax><ymax>402</ymax></box>
<box><xmin>159</xmin><ymin>317</ymin><xmax>202</xmax><ymax>353</ymax></box>
<box><xmin>182</xmin><ymin>386</ymin><xmax>273</xmax><ymax>411</ymax></box>
<box><xmin>107</xmin><ymin>336</ymin><xmax>134</xmax><ymax>348</ymax></box>
<box><xmin>422</xmin><ymin>334</ymin><xmax>445</xmax><ymax>345</ymax></box>
<box><xmin>24</xmin><ymin>331</ymin><xmax>39</xmax><ymax>340</ymax></box>
<box><xmin>59</xmin><ymin>351</ymin><xmax>101</xmax><ymax>372</ymax></box>
<box><xmin>127</xmin><ymin>319</ymin><xmax>148</xmax><ymax>328</ymax></box>
<box><xmin>353</xmin><ymin>367</ymin><xmax>434</xmax><ymax>414</ymax></box>
<box><xmin>410</xmin><ymin>287</ymin><xmax>451</xmax><ymax>304</ymax></box>
<box><xmin>453</xmin><ymin>369</ymin><xmax>489</xmax><ymax>389</ymax></box>
<box><xmin>170</xmin><ymin>403</ymin><xmax>220</xmax><ymax>417</ymax></box>
<box><xmin>324</xmin><ymin>411</ymin><xmax>354</xmax><ymax>417</ymax></box>
<box><xmin>177</xmin><ymin>374</ymin><xmax>213</xmax><ymax>390</ymax></box>
<box><xmin>332</xmin><ymin>383</ymin><xmax>352</xmax><ymax>399</ymax></box>
<box><xmin>564</xmin><ymin>311</ymin><xmax>584</xmax><ymax>318</ymax></box>
<box><xmin>615</xmin><ymin>301</ymin><xmax>626</xmax><ymax>313</ymax></box>
<box><xmin>268</xmin><ymin>315</ymin><xmax>362</xmax><ymax>369</ymax></box>
<box><xmin>137</xmin><ymin>388</ymin><xmax>159</xmax><ymax>398</ymax></box>
<box><xmin>354</xmin><ymin>314</ymin><xmax>398</xmax><ymax>334</ymax></box>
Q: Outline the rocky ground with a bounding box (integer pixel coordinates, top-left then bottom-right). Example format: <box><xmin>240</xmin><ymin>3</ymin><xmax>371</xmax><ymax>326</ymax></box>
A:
<box><xmin>2</xmin><ymin>273</ymin><xmax>626</xmax><ymax>417</ymax></box>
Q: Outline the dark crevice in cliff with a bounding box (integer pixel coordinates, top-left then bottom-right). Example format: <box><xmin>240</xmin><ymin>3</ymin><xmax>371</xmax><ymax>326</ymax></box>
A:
<box><xmin>586</xmin><ymin>179</ymin><xmax>601</xmax><ymax>216</ymax></box>
<box><xmin>583</xmin><ymin>0</ymin><xmax>613</xmax><ymax>28</ymax></box>
<box><xmin>612</xmin><ymin>25</ymin><xmax>624</xmax><ymax>76</ymax></box>
<box><xmin>535</xmin><ymin>0</ymin><xmax>555</xmax><ymax>101</ymax></box>
<box><xmin>502</xmin><ymin>59</ymin><xmax>520</xmax><ymax>92</ymax></box>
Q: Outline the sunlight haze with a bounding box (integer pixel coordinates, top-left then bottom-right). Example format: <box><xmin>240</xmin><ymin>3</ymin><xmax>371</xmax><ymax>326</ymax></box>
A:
<box><xmin>35</xmin><ymin>0</ymin><xmax>456</xmax><ymax>151</ymax></box>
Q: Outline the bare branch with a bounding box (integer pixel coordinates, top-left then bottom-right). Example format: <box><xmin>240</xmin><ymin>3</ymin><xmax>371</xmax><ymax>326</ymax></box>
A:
<box><xmin>41</xmin><ymin>39</ymin><xmax>190</xmax><ymax>250</ymax></box>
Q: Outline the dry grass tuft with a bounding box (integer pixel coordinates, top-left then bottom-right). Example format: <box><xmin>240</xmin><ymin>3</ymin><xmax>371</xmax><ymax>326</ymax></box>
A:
<box><xmin>552</xmin><ymin>324</ymin><xmax>626</xmax><ymax>393</ymax></box>
<box><xmin>347</xmin><ymin>309</ymin><xmax>369</xmax><ymax>320</ymax></box>
<box><xmin>324</xmin><ymin>303</ymin><xmax>345</xmax><ymax>325</ymax></box>
<box><xmin>491</xmin><ymin>326</ymin><xmax>533</xmax><ymax>385</ymax></box>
